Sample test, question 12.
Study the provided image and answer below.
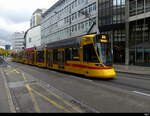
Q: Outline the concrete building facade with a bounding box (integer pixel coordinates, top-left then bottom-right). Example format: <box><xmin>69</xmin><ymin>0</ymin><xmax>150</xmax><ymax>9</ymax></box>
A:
<box><xmin>12</xmin><ymin>32</ymin><xmax>25</xmax><ymax>52</ymax></box>
<box><xmin>30</xmin><ymin>8</ymin><xmax>47</xmax><ymax>28</ymax></box>
<box><xmin>25</xmin><ymin>25</ymin><xmax>41</xmax><ymax>49</ymax></box>
<box><xmin>25</xmin><ymin>8</ymin><xmax>46</xmax><ymax>49</ymax></box>
<box><xmin>41</xmin><ymin>0</ymin><xmax>98</xmax><ymax>44</ymax></box>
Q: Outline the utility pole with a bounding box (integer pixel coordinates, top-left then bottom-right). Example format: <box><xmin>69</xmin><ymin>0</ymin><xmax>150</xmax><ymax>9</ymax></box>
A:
<box><xmin>125</xmin><ymin>0</ymin><xmax>129</xmax><ymax>65</ymax></box>
<box><xmin>97</xmin><ymin>0</ymin><xmax>100</xmax><ymax>34</ymax></box>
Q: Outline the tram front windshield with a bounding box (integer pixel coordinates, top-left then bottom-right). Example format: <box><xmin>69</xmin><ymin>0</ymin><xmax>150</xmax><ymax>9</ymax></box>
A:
<box><xmin>96</xmin><ymin>36</ymin><xmax>113</xmax><ymax>67</ymax></box>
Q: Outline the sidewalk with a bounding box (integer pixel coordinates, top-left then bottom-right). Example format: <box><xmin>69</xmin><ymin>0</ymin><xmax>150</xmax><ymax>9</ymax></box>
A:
<box><xmin>114</xmin><ymin>64</ymin><xmax>150</xmax><ymax>76</ymax></box>
<box><xmin>0</xmin><ymin>68</ymin><xmax>11</xmax><ymax>112</ymax></box>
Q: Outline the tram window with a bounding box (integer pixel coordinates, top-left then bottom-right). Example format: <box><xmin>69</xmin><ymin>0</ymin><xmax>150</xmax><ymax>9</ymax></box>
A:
<box><xmin>72</xmin><ymin>48</ymin><xmax>79</xmax><ymax>61</ymax></box>
<box><xmin>65</xmin><ymin>48</ymin><xmax>79</xmax><ymax>61</ymax></box>
<box><xmin>37</xmin><ymin>51</ymin><xmax>44</xmax><ymax>62</ymax></box>
<box><xmin>83</xmin><ymin>44</ymin><xmax>99</xmax><ymax>62</ymax></box>
<box><xmin>53</xmin><ymin>49</ymin><xmax>58</xmax><ymax>64</ymax></box>
<box><xmin>27</xmin><ymin>53</ymin><xmax>29</xmax><ymax>59</ymax></box>
<box><xmin>27</xmin><ymin>53</ymin><xmax>29</xmax><ymax>60</ymax></box>
<box><xmin>65</xmin><ymin>48</ymin><xmax>72</xmax><ymax>61</ymax></box>
<box><xmin>47</xmin><ymin>52</ymin><xmax>50</xmax><ymax>62</ymax></box>
<box><xmin>30</xmin><ymin>53</ymin><xmax>34</xmax><ymax>62</ymax></box>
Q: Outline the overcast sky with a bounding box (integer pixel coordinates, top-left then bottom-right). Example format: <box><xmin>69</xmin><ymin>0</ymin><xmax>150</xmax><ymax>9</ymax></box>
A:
<box><xmin>0</xmin><ymin>0</ymin><xmax>58</xmax><ymax>45</ymax></box>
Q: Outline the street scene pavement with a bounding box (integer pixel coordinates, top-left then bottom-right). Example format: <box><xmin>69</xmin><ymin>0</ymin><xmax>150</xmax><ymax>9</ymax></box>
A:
<box><xmin>0</xmin><ymin>57</ymin><xmax>96</xmax><ymax>113</ymax></box>
<box><xmin>0</xmin><ymin>57</ymin><xmax>150</xmax><ymax>113</ymax></box>
<box><xmin>1</xmin><ymin>0</ymin><xmax>150</xmax><ymax>114</ymax></box>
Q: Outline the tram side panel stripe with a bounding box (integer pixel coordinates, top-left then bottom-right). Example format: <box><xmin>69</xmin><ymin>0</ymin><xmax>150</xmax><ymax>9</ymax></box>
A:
<box><xmin>65</xmin><ymin>64</ymin><xmax>112</xmax><ymax>70</ymax></box>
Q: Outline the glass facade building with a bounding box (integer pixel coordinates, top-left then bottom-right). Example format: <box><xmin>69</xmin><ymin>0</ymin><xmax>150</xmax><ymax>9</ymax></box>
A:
<box><xmin>98</xmin><ymin>0</ymin><xmax>126</xmax><ymax>64</ymax></box>
<box><xmin>129</xmin><ymin>0</ymin><xmax>150</xmax><ymax>66</ymax></box>
<box><xmin>98</xmin><ymin>0</ymin><xmax>150</xmax><ymax>66</ymax></box>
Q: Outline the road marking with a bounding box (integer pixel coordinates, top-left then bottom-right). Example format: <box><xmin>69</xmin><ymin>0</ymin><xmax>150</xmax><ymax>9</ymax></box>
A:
<box><xmin>14</xmin><ymin>69</ymin><xmax>20</xmax><ymax>74</ymax></box>
<box><xmin>1</xmin><ymin>69</ymin><xmax>16</xmax><ymax>113</ymax></box>
<box><xmin>39</xmin><ymin>84</ymin><xmax>83</xmax><ymax>112</ymax></box>
<box><xmin>5</xmin><ymin>69</ymin><xmax>15</xmax><ymax>75</ymax></box>
<box><xmin>25</xmin><ymin>85</ymin><xmax>41</xmax><ymax>113</ymax></box>
<box><xmin>6</xmin><ymin>69</ymin><xmax>20</xmax><ymax>75</ymax></box>
<box><xmin>21</xmin><ymin>73</ymin><xmax>41</xmax><ymax>112</ymax></box>
<box><xmin>21</xmin><ymin>73</ymin><xmax>27</xmax><ymax>80</ymax></box>
<box><xmin>37</xmin><ymin>80</ymin><xmax>99</xmax><ymax>113</ymax></box>
<box><xmin>22</xmin><ymin>72</ymin><xmax>70</xmax><ymax>112</ymax></box>
<box><xmin>13</xmin><ymin>67</ymin><xmax>99</xmax><ymax>112</ymax></box>
<box><xmin>21</xmin><ymin>72</ymin><xmax>70</xmax><ymax>112</ymax></box>
<box><xmin>133</xmin><ymin>91</ymin><xmax>150</xmax><ymax>97</ymax></box>
<box><xmin>31</xmin><ymin>87</ymin><xmax>70</xmax><ymax>112</ymax></box>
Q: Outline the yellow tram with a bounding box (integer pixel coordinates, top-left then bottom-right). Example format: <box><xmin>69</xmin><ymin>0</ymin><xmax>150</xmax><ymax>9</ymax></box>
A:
<box><xmin>12</xmin><ymin>34</ymin><xmax>116</xmax><ymax>79</ymax></box>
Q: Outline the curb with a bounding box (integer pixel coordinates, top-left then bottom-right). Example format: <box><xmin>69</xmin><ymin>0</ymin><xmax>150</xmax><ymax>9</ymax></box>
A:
<box><xmin>1</xmin><ymin>69</ymin><xmax>16</xmax><ymax>113</ymax></box>
<box><xmin>116</xmin><ymin>70</ymin><xmax>150</xmax><ymax>77</ymax></box>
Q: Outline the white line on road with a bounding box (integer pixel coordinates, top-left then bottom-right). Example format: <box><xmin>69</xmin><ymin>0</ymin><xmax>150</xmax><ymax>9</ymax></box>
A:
<box><xmin>133</xmin><ymin>91</ymin><xmax>150</xmax><ymax>97</ymax></box>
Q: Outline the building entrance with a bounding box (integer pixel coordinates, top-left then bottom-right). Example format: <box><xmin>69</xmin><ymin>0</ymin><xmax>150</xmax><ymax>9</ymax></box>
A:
<box><xmin>99</xmin><ymin>29</ymin><xmax>126</xmax><ymax>64</ymax></box>
<box><xmin>113</xmin><ymin>42</ymin><xmax>125</xmax><ymax>64</ymax></box>
<box><xmin>112</xmin><ymin>29</ymin><xmax>126</xmax><ymax>64</ymax></box>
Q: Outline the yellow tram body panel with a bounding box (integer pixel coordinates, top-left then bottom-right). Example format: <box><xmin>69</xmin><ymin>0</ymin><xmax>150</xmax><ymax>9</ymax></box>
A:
<box><xmin>28</xmin><ymin>61</ymin><xmax>33</xmax><ymax>65</ymax></box>
<box><xmin>24</xmin><ymin>60</ymin><xmax>28</xmax><ymax>64</ymax></box>
<box><xmin>47</xmin><ymin>64</ymin><xmax>59</xmax><ymax>70</ymax></box>
<box><xmin>64</xmin><ymin>61</ymin><xmax>116</xmax><ymax>78</ymax></box>
<box><xmin>36</xmin><ymin>62</ymin><xmax>46</xmax><ymax>68</ymax></box>
<box><xmin>84</xmin><ymin>68</ymin><xmax>116</xmax><ymax>78</ymax></box>
<box><xmin>12</xmin><ymin>34</ymin><xmax>116</xmax><ymax>79</ymax></box>
<box><xmin>52</xmin><ymin>64</ymin><xmax>59</xmax><ymax>70</ymax></box>
<box><xmin>64</xmin><ymin>61</ymin><xmax>84</xmax><ymax>75</ymax></box>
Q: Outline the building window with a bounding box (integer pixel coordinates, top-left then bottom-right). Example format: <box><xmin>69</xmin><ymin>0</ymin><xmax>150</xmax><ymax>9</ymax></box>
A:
<box><xmin>146</xmin><ymin>0</ymin><xmax>150</xmax><ymax>12</ymax></box>
<box><xmin>29</xmin><ymin>38</ymin><xmax>32</xmax><ymax>43</ymax></box>
<box><xmin>129</xmin><ymin>20</ymin><xmax>150</xmax><ymax>66</ymax></box>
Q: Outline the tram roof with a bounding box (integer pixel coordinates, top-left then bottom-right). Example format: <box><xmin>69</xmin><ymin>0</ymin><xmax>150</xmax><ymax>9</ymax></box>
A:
<box><xmin>47</xmin><ymin>37</ymin><xmax>81</xmax><ymax>49</ymax></box>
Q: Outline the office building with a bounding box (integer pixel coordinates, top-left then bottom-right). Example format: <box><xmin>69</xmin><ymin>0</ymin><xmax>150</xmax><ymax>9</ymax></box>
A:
<box><xmin>128</xmin><ymin>0</ymin><xmax>150</xmax><ymax>66</ymax></box>
<box><xmin>30</xmin><ymin>8</ymin><xmax>47</xmax><ymax>28</ymax></box>
<box><xmin>25</xmin><ymin>8</ymin><xmax>46</xmax><ymax>48</ymax></box>
<box><xmin>5</xmin><ymin>45</ymin><xmax>11</xmax><ymax>50</ymax></box>
<box><xmin>41</xmin><ymin>0</ymin><xmax>98</xmax><ymax>44</ymax></box>
<box><xmin>12</xmin><ymin>32</ymin><xmax>25</xmax><ymax>52</ymax></box>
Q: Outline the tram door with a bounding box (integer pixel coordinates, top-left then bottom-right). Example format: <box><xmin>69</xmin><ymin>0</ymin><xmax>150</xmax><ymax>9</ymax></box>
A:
<box><xmin>49</xmin><ymin>52</ymin><xmax>53</xmax><ymax>67</ymax></box>
<box><xmin>113</xmin><ymin>42</ymin><xmax>125</xmax><ymax>64</ymax></box>
<box><xmin>48</xmin><ymin>51</ymin><xmax>53</xmax><ymax>67</ymax></box>
<box><xmin>58</xmin><ymin>49</ymin><xmax>65</xmax><ymax>69</ymax></box>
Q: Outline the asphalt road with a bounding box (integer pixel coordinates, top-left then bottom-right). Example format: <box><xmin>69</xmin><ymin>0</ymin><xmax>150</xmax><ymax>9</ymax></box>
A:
<box><xmin>2</xmin><ymin>59</ymin><xmax>150</xmax><ymax>112</ymax></box>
